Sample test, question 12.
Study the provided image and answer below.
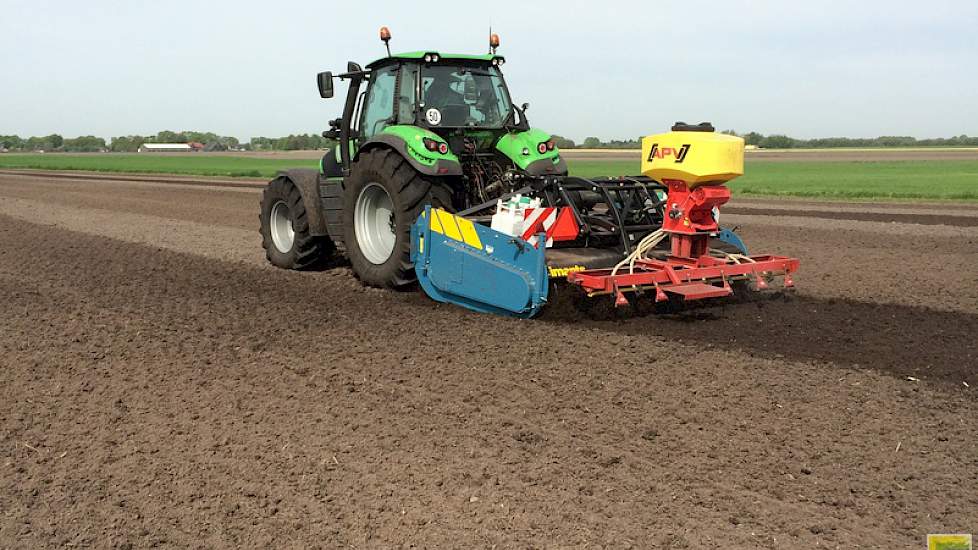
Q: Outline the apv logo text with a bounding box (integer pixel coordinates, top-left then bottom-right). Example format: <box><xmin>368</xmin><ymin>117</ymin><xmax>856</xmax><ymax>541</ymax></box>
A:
<box><xmin>648</xmin><ymin>143</ymin><xmax>691</xmax><ymax>163</ymax></box>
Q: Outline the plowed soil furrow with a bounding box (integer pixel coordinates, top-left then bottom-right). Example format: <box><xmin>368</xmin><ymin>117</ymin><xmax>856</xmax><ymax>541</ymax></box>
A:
<box><xmin>1</xmin><ymin>173</ymin><xmax>977</xmax><ymax>548</ymax></box>
<box><xmin>725</xmin><ymin>207</ymin><xmax>978</xmax><ymax>227</ymax></box>
<box><xmin>732</xmin><ymin>222</ymin><xmax>978</xmax><ymax>313</ymax></box>
<box><xmin>592</xmin><ymin>294</ymin><xmax>978</xmax><ymax>384</ymax></box>
<box><xmin>0</xmin><ymin>169</ymin><xmax>264</xmax><ymax>188</ymax></box>
<box><xmin>7</xmin><ymin>170</ymin><xmax>978</xmax><ymax>228</ymax></box>
<box><xmin>732</xmin><ymin>198</ymin><xmax>978</xmax><ymax>215</ymax></box>
<box><xmin>0</xmin><ymin>173</ymin><xmax>259</xmax><ymax>230</ymax></box>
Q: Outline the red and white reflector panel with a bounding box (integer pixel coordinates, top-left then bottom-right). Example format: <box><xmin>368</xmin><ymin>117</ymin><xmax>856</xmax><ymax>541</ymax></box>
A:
<box><xmin>522</xmin><ymin>207</ymin><xmax>579</xmax><ymax>248</ymax></box>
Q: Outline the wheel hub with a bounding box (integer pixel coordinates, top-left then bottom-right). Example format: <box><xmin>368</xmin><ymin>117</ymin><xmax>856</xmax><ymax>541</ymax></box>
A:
<box><xmin>269</xmin><ymin>200</ymin><xmax>295</xmax><ymax>253</ymax></box>
<box><xmin>355</xmin><ymin>182</ymin><xmax>396</xmax><ymax>265</ymax></box>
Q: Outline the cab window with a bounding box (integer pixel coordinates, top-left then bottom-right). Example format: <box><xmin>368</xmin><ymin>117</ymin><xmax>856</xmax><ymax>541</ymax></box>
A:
<box><xmin>420</xmin><ymin>65</ymin><xmax>511</xmax><ymax>128</ymax></box>
<box><xmin>361</xmin><ymin>65</ymin><xmax>397</xmax><ymax>139</ymax></box>
<box><xmin>398</xmin><ymin>64</ymin><xmax>418</xmax><ymax>124</ymax></box>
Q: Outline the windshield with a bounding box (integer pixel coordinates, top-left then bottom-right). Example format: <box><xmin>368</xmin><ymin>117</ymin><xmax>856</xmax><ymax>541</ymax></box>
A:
<box><xmin>419</xmin><ymin>65</ymin><xmax>511</xmax><ymax>128</ymax></box>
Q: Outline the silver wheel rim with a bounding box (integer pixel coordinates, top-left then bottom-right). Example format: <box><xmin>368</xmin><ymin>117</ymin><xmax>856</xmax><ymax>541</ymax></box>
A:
<box><xmin>269</xmin><ymin>200</ymin><xmax>295</xmax><ymax>254</ymax></box>
<box><xmin>355</xmin><ymin>182</ymin><xmax>395</xmax><ymax>265</ymax></box>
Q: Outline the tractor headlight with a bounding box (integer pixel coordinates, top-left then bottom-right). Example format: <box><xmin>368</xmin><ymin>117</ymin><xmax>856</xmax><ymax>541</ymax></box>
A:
<box><xmin>423</xmin><ymin>54</ymin><xmax>432</xmax><ymax>63</ymax></box>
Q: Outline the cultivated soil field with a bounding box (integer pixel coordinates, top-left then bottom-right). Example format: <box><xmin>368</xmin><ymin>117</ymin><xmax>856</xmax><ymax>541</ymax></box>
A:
<box><xmin>1</xmin><ymin>171</ymin><xmax>976</xmax><ymax>548</ymax></box>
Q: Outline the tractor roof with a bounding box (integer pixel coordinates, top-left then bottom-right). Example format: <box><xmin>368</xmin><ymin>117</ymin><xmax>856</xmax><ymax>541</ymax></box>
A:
<box><xmin>366</xmin><ymin>52</ymin><xmax>501</xmax><ymax>69</ymax></box>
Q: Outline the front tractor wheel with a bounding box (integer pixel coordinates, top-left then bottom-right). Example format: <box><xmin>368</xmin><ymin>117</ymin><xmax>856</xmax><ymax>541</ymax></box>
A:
<box><xmin>343</xmin><ymin>149</ymin><xmax>451</xmax><ymax>289</ymax></box>
<box><xmin>259</xmin><ymin>176</ymin><xmax>334</xmax><ymax>269</ymax></box>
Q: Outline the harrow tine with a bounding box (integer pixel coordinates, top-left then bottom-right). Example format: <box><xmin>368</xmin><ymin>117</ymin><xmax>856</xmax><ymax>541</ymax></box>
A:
<box><xmin>654</xmin><ymin>284</ymin><xmax>668</xmax><ymax>303</ymax></box>
<box><xmin>784</xmin><ymin>272</ymin><xmax>795</xmax><ymax>288</ymax></box>
<box><xmin>753</xmin><ymin>272</ymin><xmax>769</xmax><ymax>291</ymax></box>
<box><xmin>614</xmin><ymin>287</ymin><xmax>630</xmax><ymax>308</ymax></box>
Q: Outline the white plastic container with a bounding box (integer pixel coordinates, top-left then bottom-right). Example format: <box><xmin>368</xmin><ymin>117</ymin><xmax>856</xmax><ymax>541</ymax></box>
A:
<box><xmin>490</xmin><ymin>195</ymin><xmax>541</xmax><ymax>237</ymax></box>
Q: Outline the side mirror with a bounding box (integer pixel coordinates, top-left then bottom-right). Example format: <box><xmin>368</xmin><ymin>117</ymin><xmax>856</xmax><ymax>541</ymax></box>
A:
<box><xmin>317</xmin><ymin>71</ymin><xmax>334</xmax><ymax>99</ymax></box>
<box><xmin>521</xmin><ymin>102</ymin><xmax>530</xmax><ymax>112</ymax></box>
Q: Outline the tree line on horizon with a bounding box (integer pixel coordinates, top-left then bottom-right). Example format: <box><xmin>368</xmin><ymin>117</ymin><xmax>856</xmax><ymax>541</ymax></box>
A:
<box><xmin>2</xmin><ymin>130</ymin><xmax>977</xmax><ymax>153</ymax></box>
<box><xmin>0</xmin><ymin>131</ymin><xmax>332</xmax><ymax>153</ymax></box>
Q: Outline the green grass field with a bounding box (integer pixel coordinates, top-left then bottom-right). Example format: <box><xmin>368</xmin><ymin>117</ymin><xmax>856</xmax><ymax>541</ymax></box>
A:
<box><xmin>568</xmin><ymin>159</ymin><xmax>978</xmax><ymax>200</ymax></box>
<box><xmin>2</xmin><ymin>153</ymin><xmax>977</xmax><ymax>201</ymax></box>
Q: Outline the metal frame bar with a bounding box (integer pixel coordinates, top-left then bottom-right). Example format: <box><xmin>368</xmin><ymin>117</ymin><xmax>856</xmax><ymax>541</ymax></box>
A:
<box><xmin>564</xmin><ymin>177</ymin><xmax>666</xmax><ymax>255</ymax></box>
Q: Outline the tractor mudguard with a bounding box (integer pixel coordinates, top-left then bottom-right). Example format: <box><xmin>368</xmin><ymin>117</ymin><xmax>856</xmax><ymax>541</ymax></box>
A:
<box><xmin>495</xmin><ymin>128</ymin><xmax>567</xmax><ymax>176</ymax></box>
<box><xmin>358</xmin><ymin>126</ymin><xmax>462</xmax><ymax>177</ymax></box>
<box><xmin>411</xmin><ymin>206</ymin><xmax>548</xmax><ymax>318</ymax></box>
<box><xmin>277</xmin><ymin>169</ymin><xmax>329</xmax><ymax>236</ymax></box>
<box><xmin>319</xmin><ymin>148</ymin><xmax>343</xmax><ymax>177</ymax></box>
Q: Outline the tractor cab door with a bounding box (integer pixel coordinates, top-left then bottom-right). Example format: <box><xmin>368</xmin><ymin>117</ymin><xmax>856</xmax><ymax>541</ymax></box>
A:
<box><xmin>358</xmin><ymin>64</ymin><xmax>398</xmax><ymax>140</ymax></box>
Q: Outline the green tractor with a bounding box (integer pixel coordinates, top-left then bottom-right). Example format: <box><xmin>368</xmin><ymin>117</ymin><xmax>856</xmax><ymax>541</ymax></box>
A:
<box><xmin>259</xmin><ymin>28</ymin><xmax>799</xmax><ymax>318</ymax></box>
<box><xmin>260</xmin><ymin>29</ymin><xmax>565</xmax><ymax>288</ymax></box>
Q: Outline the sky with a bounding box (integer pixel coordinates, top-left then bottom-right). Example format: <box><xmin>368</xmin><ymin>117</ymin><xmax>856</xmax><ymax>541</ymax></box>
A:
<box><xmin>1</xmin><ymin>0</ymin><xmax>976</xmax><ymax>142</ymax></box>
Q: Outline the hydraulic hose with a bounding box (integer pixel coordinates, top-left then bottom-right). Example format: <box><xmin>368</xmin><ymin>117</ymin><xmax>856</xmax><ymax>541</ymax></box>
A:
<box><xmin>610</xmin><ymin>229</ymin><xmax>668</xmax><ymax>276</ymax></box>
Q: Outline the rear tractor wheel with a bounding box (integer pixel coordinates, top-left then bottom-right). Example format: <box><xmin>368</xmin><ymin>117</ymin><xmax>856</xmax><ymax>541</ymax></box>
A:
<box><xmin>259</xmin><ymin>176</ymin><xmax>334</xmax><ymax>269</ymax></box>
<box><xmin>343</xmin><ymin>149</ymin><xmax>452</xmax><ymax>289</ymax></box>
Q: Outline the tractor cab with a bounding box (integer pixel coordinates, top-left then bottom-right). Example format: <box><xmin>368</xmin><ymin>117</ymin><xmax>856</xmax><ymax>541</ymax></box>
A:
<box><xmin>365</xmin><ymin>53</ymin><xmax>518</xmax><ymax>134</ymax></box>
<box><xmin>319</xmin><ymin>50</ymin><xmax>529</xmax><ymax>178</ymax></box>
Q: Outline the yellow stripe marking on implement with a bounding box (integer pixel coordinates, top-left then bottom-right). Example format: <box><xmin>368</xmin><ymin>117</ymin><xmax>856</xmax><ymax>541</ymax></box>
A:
<box><xmin>428</xmin><ymin>208</ymin><xmax>482</xmax><ymax>249</ymax></box>
<box><xmin>455</xmin><ymin>216</ymin><xmax>482</xmax><ymax>249</ymax></box>
<box><xmin>435</xmin><ymin>209</ymin><xmax>463</xmax><ymax>242</ymax></box>
<box><xmin>429</xmin><ymin>209</ymin><xmax>444</xmax><ymax>234</ymax></box>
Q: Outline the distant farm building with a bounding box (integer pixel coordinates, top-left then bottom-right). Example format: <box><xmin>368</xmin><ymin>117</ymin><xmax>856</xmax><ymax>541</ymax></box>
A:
<box><xmin>138</xmin><ymin>142</ymin><xmax>204</xmax><ymax>153</ymax></box>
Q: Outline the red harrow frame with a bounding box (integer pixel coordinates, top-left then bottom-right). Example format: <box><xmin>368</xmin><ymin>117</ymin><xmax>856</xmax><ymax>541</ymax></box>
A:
<box><xmin>567</xmin><ymin>253</ymin><xmax>799</xmax><ymax>305</ymax></box>
<box><xmin>565</xmin><ymin>178</ymin><xmax>799</xmax><ymax>307</ymax></box>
